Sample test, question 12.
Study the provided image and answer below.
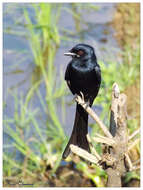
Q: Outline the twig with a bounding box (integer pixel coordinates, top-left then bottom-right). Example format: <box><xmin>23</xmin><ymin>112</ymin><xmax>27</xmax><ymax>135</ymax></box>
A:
<box><xmin>75</xmin><ymin>94</ymin><xmax>113</xmax><ymax>138</ymax></box>
<box><xmin>125</xmin><ymin>153</ymin><xmax>133</xmax><ymax>171</ymax></box>
<box><xmin>70</xmin><ymin>144</ymin><xmax>99</xmax><ymax>164</ymax></box>
<box><xmin>129</xmin><ymin>128</ymin><xmax>140</xmax><ymax>140</ymax></box>
<box><xmin>95</xmin><ymin>133</ymin><xmax>115</xmax><ymax>145</ymax></box>
<box><xmin>86</xmin><ymin>134</ymin><xmax>101</xmax><ymax>160</ymax></box>
<box><xmin>93</xmin><ymin>136</ymin><xmax>115</xmax><ymax>146</ymax></box>
<box><xmin>128</xmin><ymin>138</ymin><xmax>140</xmax><ymax>151</ymax></box>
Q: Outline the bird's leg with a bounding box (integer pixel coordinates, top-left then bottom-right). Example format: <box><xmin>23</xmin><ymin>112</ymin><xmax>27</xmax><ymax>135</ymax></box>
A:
<box><xmin>80</xmin><ymin>91</ymin><xmax>91</xmax><ymax>109</ymax></box>
<box><xmin>74</xmin><ymin>92</ymin><xmax>89</xmax><ymax>110</ymax></box>
<box><xmin>80</xmin><ymin>91</ymin><xmax>85</xmax><ymax>102</ymax></box>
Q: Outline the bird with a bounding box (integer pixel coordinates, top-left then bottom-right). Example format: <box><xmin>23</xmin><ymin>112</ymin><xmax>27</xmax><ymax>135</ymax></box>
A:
<box><xmin>62</xmin><ymin>44</ymin><xmax>101</xmax><ymax>159</ymax></box>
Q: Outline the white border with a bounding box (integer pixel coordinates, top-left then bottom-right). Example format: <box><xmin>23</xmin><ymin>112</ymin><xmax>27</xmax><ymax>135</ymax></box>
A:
<box><xmin>1</xmin><ymin>0</ymin><xmax>142</xmax><ymax>2</ymax></box>
<box><xmin>1</xmin><ymin>0</ymin><xmax>142</xmax><ymax>189</ymax></box>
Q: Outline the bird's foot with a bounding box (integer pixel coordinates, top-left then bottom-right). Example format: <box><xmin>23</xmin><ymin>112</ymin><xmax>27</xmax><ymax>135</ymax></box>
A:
<box><xmin>75</xmin><ymin>92</ymin><xmax>89</xmax><ymax>109</ymax></box>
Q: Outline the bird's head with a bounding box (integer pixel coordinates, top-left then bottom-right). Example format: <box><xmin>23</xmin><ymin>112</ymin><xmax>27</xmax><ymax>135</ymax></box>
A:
<box><xmin>64</xmin><ymin>44</ymin><xmax>96</xmax><ymax>61</ymax></box>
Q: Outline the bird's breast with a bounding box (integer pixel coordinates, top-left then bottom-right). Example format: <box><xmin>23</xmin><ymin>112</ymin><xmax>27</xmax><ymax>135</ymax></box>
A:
<box><xmin>70</xmin><ymin>63</ymin><xmax>98</xmax><ymax>93</ymax></box>
<box><xmin>71</xmin><ymin>63</ymin><xmax>95</xmax><ymax>81</ymax></box>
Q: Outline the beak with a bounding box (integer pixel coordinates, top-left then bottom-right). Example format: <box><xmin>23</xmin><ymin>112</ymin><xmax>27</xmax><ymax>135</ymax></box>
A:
<box><xmin>64</xmin><ymin>52</ymin><xmax>77</xmax><ymax>57</ymax></box>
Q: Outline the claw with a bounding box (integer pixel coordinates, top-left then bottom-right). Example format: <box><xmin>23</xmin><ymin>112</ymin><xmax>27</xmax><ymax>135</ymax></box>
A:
<box><xmin>79</xmin><ymin>91</ymin><xmax>85</xmax><ymax>101</ymax></box>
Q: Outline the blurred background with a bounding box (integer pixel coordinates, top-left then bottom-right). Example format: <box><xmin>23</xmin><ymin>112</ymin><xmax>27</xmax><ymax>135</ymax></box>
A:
<box><xmin>3</xmin><ymin>3</ymin><xmax>140</xmax><ymax>187</ymax></box>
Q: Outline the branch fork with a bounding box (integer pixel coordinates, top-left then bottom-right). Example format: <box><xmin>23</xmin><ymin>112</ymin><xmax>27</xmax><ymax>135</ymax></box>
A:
<box><xmin>69</xmin><ymin>83</ymin><xmax>140</xmax><ymax>187</ymax></box>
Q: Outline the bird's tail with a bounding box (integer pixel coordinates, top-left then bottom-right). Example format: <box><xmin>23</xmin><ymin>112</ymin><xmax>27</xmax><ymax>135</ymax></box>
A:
<box><xmin>62</xmin><ymin>103</ymin><xmax>90</xmax><ymax>159</ymax></box>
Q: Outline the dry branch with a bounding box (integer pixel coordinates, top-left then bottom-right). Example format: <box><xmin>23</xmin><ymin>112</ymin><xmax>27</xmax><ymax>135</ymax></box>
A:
<box><xmin>70</xmin><ymin>144</ymin><xmax>99</xmax><ymax>164</ymax></box>
<box><xmin>129</xmin><ymin>128</ymin><xmax>140</xmax><ymax>140</ymax></box>
<box><xmin>128</xmin><ymin>138</ymin><xmax>140</xmax><ymax>151</ymax></box>
<box><xmin>69</xmin><ymin>83</ymin><xmax>140</xmax><ymax>187</ymax></box>
<box><xmin>75</xmin><ymin>93</ymin><xmax>113</xmax><ymax>138</ymax></box>
<box><xmin>125</xmin><ymin>153</ymin><xmax>133</xmax><ymax>171</ymax></box>
<box><xmin>105</xmin><ymin>85</ymin><xmax>128</xmax><ymax>187</ymax></box>
<box><xmin>93</xmin><ymin>133</ymin><xmax>115</xmax><ymax>146</ymax></box>
<box><xmin>86</xmin><ymin>134</ymin><xmax>102</xmax><ymax>160</ymax></box>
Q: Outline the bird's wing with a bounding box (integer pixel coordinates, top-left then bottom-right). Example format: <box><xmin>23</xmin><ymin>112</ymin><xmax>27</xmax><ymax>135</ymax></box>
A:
<box><xmin>65</xmin><ymin>63</ymin><xmax>75</xmax><ymax>94</ymax></box>
<box><xmin>94</xmin><ymin>65</ymin><xmax>101</xmax><ymax>83</ymax></box>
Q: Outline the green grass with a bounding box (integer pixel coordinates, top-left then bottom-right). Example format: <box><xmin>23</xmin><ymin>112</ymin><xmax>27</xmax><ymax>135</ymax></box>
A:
<box><xmin>93</xmin><ymin>42</ymin><xmax>140</xmax><ymax>122</ymax></box>
<box><xmin>3</xmin><ymin>3</ymin><xmax>66</xmax><ymax>181</ymax></box>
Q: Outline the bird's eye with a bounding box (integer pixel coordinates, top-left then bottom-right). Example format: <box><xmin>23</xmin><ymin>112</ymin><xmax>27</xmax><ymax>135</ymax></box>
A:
<box><xmin>77</xmin><ymin>50</ymin><xmax>84</xmax><ymax>56</ymax></box>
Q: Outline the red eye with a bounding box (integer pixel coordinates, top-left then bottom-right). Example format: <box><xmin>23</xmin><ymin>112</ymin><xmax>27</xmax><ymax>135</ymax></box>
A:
<box><xmin>77</xmin><ymin>50</ymin><xmax>84</xmax><ymax>56</ymax></box>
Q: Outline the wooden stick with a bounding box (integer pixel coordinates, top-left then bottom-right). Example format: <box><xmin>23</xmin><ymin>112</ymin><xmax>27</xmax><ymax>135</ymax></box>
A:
<box><xmin>128</xmin><ymin>138</ymin><xmax>140</xmax><ymax>151</ymax></box>
<box><xmin>129</xmin><ymin>128</ymin><xmax>140</xmax><ymax>140</ymax></box>
<box><xmin>86</xmin><ymin>134</ymin><xmax>101</xmax><ymax>160</ymax></box>
<box><xmin>95</xmin><ymin>133</ymin><xmax>115</xmax><ymax>145</ymax></box>
<box><xmin>70</xmin><ymin>144</ymin><xmax>99</xmax><ymax>164</ymax></box>
<box><xmin>93</xmin><ymin>136</ymin><xmax>115</xmax><ymax>146</ymax></box>
<box><xmin>106</xmin><ymin>84</ymin><xmax>128</xmax><ymax>187</ymax></box>
<box><xmin>125</xmin><ymin>153</ymin><xmax>133</xmax><ymax>171</ymax></box>
<box><xmin>75</xmin><ymin>94</ymin><xmax>113</xmax><ymax>138</ymax></box>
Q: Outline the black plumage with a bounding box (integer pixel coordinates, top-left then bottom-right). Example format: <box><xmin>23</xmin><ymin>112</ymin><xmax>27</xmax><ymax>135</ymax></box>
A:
<box><xmin>62</xmin><ymin>44</ymin><xmax>101</xmax><ymax>159</ymax></box>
